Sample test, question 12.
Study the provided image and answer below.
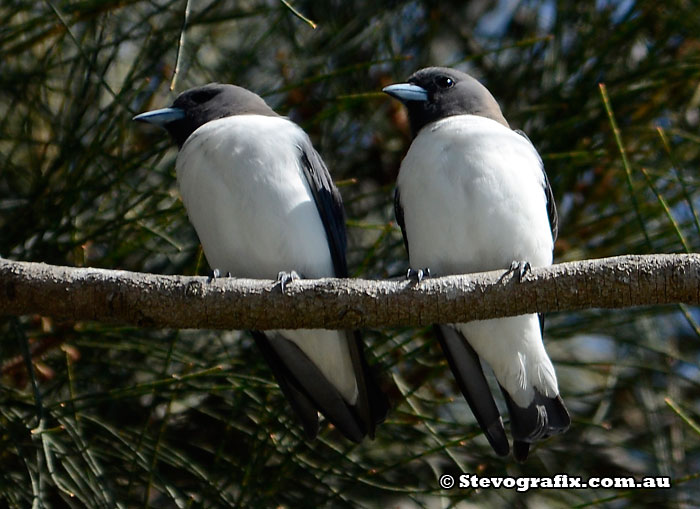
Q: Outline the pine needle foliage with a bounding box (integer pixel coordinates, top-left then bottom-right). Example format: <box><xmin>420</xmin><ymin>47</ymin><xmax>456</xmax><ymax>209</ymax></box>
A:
<box><xmin>2</xmin><ymin>0</ymin><xmax>700</xmax><ymax>506</ymax></box>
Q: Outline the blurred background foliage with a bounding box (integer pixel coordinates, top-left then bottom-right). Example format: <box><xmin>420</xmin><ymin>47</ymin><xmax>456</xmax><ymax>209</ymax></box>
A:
<box><xmin>2</xmin><ymin>0</ymin><xmax>700</xmax><ymax>506</ymax></box>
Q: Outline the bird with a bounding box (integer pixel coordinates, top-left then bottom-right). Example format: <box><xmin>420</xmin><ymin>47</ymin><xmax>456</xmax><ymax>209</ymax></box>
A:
<box><xmin>383</xmin><ymin>67</ymin><xmax>569</xmax><ymax>461</ymax></box>
<box><xmin>133</xmin><ymin>83</ymin><xmax>388</xmax><ymax>442</ymax></box>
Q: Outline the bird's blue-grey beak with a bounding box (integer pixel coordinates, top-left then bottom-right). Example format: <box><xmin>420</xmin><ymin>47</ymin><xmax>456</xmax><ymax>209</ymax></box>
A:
<box><xmin>132</xmin><ymin>107</ymin><xmax>186</xmax><ymax>126</ymax></box>
<box><xmin>382</xmin><ymin>83</ymin><xmax>429</xmax><ymax>103</ymax></box>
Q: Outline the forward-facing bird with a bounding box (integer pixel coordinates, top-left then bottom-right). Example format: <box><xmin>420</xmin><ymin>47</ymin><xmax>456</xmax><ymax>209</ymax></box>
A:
<box><xmin>134</xmin><ymin>83</ymin><xmax>387</xmax><ymax>442</ymax></box>
<box><xmin>384</xmin><ymin>67</ymin><xmax>569</xmax><ymax>461</ymax></box>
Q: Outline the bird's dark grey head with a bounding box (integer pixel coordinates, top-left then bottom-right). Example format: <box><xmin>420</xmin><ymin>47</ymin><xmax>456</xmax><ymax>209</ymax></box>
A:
<box><xmin>383</xmin><ymin>67</ymin><xmax>508</xmax><ymax>137</ymax></box>
<box><xmin>133</xmin><ymin>83</ymin><xmax>278</xmax><ymax>148</ymax></box>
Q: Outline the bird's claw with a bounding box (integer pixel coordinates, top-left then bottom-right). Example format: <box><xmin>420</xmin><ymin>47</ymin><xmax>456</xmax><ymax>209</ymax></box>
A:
<box><xmin>208</xmin><ymin>268</ymin><xmax>232</xmax><ymax>282</ymax></box>
<box><xmin>406</xmin><ymin>266</ymin><xmax>431</xmax><ymax>283</ymax></box>
<box><xmin>276</xmin><ymin>270</ymin><xmax>300</xmax><ymax>294</ymax></box>
<box><xmin>500</xmin><ymin>260</ymin><xmax>531</xmax><ymax>283</ymax></box>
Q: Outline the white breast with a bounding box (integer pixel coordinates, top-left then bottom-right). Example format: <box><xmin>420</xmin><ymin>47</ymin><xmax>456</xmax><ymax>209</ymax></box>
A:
<box><xmin>397</xmin><ymin>114</ymin><xmax>553</xmax><ymax>275</ymax></box>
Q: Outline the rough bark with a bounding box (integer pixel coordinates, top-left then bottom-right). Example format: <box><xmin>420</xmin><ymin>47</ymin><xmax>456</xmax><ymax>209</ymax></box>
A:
<box><xmin>1</xmin><ymin>254</ymin><xmax>698</xmax><ymax>330</ymax></box>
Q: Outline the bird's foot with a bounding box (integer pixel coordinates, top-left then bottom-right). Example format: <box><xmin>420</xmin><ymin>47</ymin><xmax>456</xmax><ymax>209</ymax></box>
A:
<box><xmin>276</xmin><ymin>270</ymin><xmax>300</xmax><ymax>294</ymax></box>
<box><xmin>499</xmin><ymin>260</ymin><xmax>531</xmax><ymax>283</ymax></box>
<box><xmin>406</xmin><ymin>266</ymin><xmax>431</xmax><ymax>283</ymax></box>
<box><xmin>208</xmin><ymin>268</ymin><xmax>232</xmax><ymax>282</ymax></box>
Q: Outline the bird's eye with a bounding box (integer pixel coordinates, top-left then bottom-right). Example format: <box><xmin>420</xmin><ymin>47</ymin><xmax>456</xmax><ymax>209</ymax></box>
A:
<box><xmin>435</xmin><ymin>76</ymin><xmax>454</xmax><ymax>89</ymax></box>
<box><xmin>190</xmin><ymin>89</ymin><xmax>217</xmax><ymax>104</ymax></box>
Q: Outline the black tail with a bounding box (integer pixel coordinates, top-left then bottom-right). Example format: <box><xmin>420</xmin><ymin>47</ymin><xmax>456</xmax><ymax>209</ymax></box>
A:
<box><xmin>434</xmin><ymin>325</ymin><xmax>509</xmax><ymax>456</ymax></box>
<box><xmin>501</xmin><ymin>387</ymin><xmax>570</xmax><ymax>462</ymax></box>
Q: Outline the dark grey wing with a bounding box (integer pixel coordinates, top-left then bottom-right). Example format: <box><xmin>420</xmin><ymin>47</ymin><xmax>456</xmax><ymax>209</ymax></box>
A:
<box><xmin>252</xmin><ymin>331</ymin><xmax>320</xmax><ymax>439</ymax></box>
<box><xmin>510</xmin><ymin>130</ymin><xmax>567</xmax><ymax>461</ymax></box>
<box><xmin>394</xmin><ymin>187</ymin><xmax>410</xmax><ymax>256</ymax></box>
<box><xmin>253</xmin><ymin>331</ymin><xmax>375</xmax><ymax>442</ymax></box>
<box><xmin>298</xmin><ymin>140</ymin><xmax>348</xmax><ymax>277</ymax></box>
<box><xmin>543</xmin><ymin>170</ymin><xmax>558</xmax><ymax>242</ymax></box>
<box><xmin>514</xmin><ymin>129</ymin><xmax>557</xmax><ymax>241</ymax></box>
<box><xmin>269</xmin><ymin>139</ymin><xmax>387</xmax><ymax>440</ymax></box>
<box><xmin>517</xmin><ymin>130</ymin><xmax>557</xmax><ymax>363</ymax></box>
<box><xmin>434</xmin><ymin>325</ymin><xmax>509</xmax><ymax>456</ymax></box>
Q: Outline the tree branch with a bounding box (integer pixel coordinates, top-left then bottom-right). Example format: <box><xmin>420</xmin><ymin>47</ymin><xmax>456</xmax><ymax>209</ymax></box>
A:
<box><xmin>1</xmin><ymin>254</ymin><xmax>698</xmax><ymax>330</ymax></box>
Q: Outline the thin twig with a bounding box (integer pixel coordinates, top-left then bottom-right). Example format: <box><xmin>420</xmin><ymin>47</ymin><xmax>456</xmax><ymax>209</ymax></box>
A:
<box><xmin>170</xmin><ymin>0</ymin><xmax>192</xmax><ymax>91</ymax></box>
<box><xmin>279</xmin><ymin>0</ymin><xmax>317</xmax><ymax>29</ymax></box>
<box><xmin>665</xmin><ymin>397</ymin><xmax>700</xmax><ymax>436</ymax></box>
<box><xmin>599</xmin><ymin>83</ymin><xmax>652</xmax><ymax>247</ymax></box>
